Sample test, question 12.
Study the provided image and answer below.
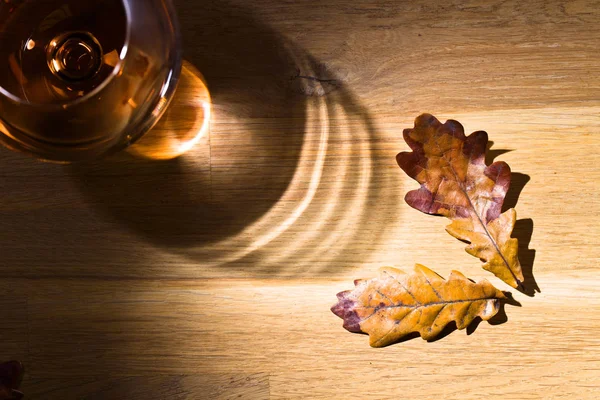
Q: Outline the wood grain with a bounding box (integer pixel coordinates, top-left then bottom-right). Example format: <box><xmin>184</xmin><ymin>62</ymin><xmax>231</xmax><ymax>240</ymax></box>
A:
<box><xmin>1</xmin><ymin>0</ymin><xmax>600</xmax><ymax>398</ymax></box>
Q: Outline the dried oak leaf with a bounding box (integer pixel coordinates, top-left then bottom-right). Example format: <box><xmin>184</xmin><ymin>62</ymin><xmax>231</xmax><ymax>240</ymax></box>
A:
<box><xmin>331</xmin><ymin>265</ymin><xmax>505</xmax><ymax>347</ymax></box>
<box><xmin>397</xmin><ymin>114</ymin><xmax>524</xmax><ymax>288</ymax></box>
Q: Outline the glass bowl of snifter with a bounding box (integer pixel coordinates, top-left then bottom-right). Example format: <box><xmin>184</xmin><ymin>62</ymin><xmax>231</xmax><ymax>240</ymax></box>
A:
<box><xmin>0</xmin><ymin>0</ymin><xmax>195</xmax><ymax>162</ymax></box>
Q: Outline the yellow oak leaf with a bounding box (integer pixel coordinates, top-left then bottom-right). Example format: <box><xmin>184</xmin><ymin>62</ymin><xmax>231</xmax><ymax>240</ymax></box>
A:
<box><xmin>331</xmin><ymin>264</ymin><xmax>505</xmax><ymax>347</ymax></box>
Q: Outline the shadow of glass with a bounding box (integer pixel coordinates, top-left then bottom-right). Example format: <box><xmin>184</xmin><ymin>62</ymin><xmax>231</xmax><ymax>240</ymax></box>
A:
<box><xmin>67</xmin><ymin>0</ymin><xmax>402</xmax><ymax>277</ymax></box>
<box><xmin>203</xmin><ymin>50</ymin><xmax>400</xmax><ymax>276</ymax></box>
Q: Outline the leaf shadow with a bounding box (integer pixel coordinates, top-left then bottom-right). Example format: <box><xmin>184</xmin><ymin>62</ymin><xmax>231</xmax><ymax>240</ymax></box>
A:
<box><xmin>427</xmin><ymin>322</ymin><xmax>460</xmax><ymax>342</ymax></box>
<box><xmin>514</xmin><ymin>219</ymin><xmax>539</xmax><ymax>296</ymax></box>
<box><xmin>504</xmin><ymin>172</ymin><xmax>538</xmax><ymax>297</ymax></box>
<box><xmin>486</xmin><ymin>291</ymin><xmax>521</xmax><ymax>323</ymax></box>
<box><xmin>485</xmin><ymin>140</ymin><xmax>513</xmax><ymax>165</ymax></box>
<box><xmin>389</xmin><ymin>332</ymin><xmax>421</xmax><ymax>344</ymax></box>
<box><xmin>394</xmin><ymin>294</ymin><xmax>521</xmax><ymax>345</ymax></box>
<box><xmin>503</xmin><ymin>173</ymin><xmax>530</xmax><ymax>212</ymax></box>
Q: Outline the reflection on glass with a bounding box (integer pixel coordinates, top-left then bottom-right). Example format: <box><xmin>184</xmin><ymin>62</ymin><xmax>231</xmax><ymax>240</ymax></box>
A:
<box><xmin>128</xmin><ymin>61</ymin><xmax>211</xmax><ymax>160</ymax></box>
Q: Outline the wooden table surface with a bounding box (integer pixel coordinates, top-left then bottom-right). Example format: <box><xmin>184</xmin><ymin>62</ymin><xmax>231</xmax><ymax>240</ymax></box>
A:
<box><xmin>2</xmin><ymin>0</ymin><xmax>600</xmax><ymax>398</ymax></box>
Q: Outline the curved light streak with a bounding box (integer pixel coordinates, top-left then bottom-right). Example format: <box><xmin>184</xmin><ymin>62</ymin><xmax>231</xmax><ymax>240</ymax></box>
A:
<box><xmin>176</xmin><ymin>100</ymin><xmax>211</xmax><ymax>155</ymax></box>
<box><xmin>249</xmin><ymin>98</ymin><xmax>329</xmax><ymax>251</ymax></box>
<box><xmin>307</xmin><ymin>119</ymin><xmax>372</xmax><ymax>272</ymax></box>
<box><xmin>265</xmin><ymin>101</ymin><xmax>349</xmax><ymax>268</ymax></box>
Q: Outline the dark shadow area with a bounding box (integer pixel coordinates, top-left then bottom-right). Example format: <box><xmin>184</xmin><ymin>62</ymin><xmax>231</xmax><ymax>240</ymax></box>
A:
<box><xmin>0</xmin><ymin>360</ymin><xmax>24</xmax><ymax>400</ymax></box>
<box><xmin>465</xmin><ymin>317</ymin><xmax>483</xmax><ymax>335</ymax></box>
<box><xmin>463</xmin><ymin>295</ymin><xmax>520</xmax><ymax>335</ymax></box>
<box><xmin>499</xmin><ymin>290</ymin><xmax>522</xmax><ymax>308</ymax></box>
<box><xmin>486</xmin><ymin>293</ymin><xmax>520</xmax><ymax>328</ymax></box>
<box><xmin>389</xmin><ymin>332</ymin><xmax>421</xmax><ymax>344</ymax></box>
<box><xmin>428</xmin><ymin>297</ymin><xmax>518</xmax><ymax>342</ymax></box>
<box><xmin>503</xmin><ymin>173</ymin><xmax>530</xmax><ymax>212</ymax></box>
<box><xmin>514</xmin><ymin>218</ymin><xmax>539</xmax><ymax>296</ymax></box>
<box><xmin>427</xmin><ymin>322</ymin><xmax>459</xmax><ymax>343</ymax></box>
<box><xmin>487</xmin><ymin>141</ymin><xmax>530</xmax><ymax>211</ymax></box>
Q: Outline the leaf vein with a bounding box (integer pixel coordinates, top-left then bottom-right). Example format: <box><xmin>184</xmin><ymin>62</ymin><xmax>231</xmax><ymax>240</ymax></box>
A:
<box><xmin>383</xmin><ymin>269</ymin><xmax>420</xmax><ymax>305</ymax></box>
<box><xmin>431</xmin><ymin>135</ymin><xmax>517</xmax><ymax>284</ymax></box>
